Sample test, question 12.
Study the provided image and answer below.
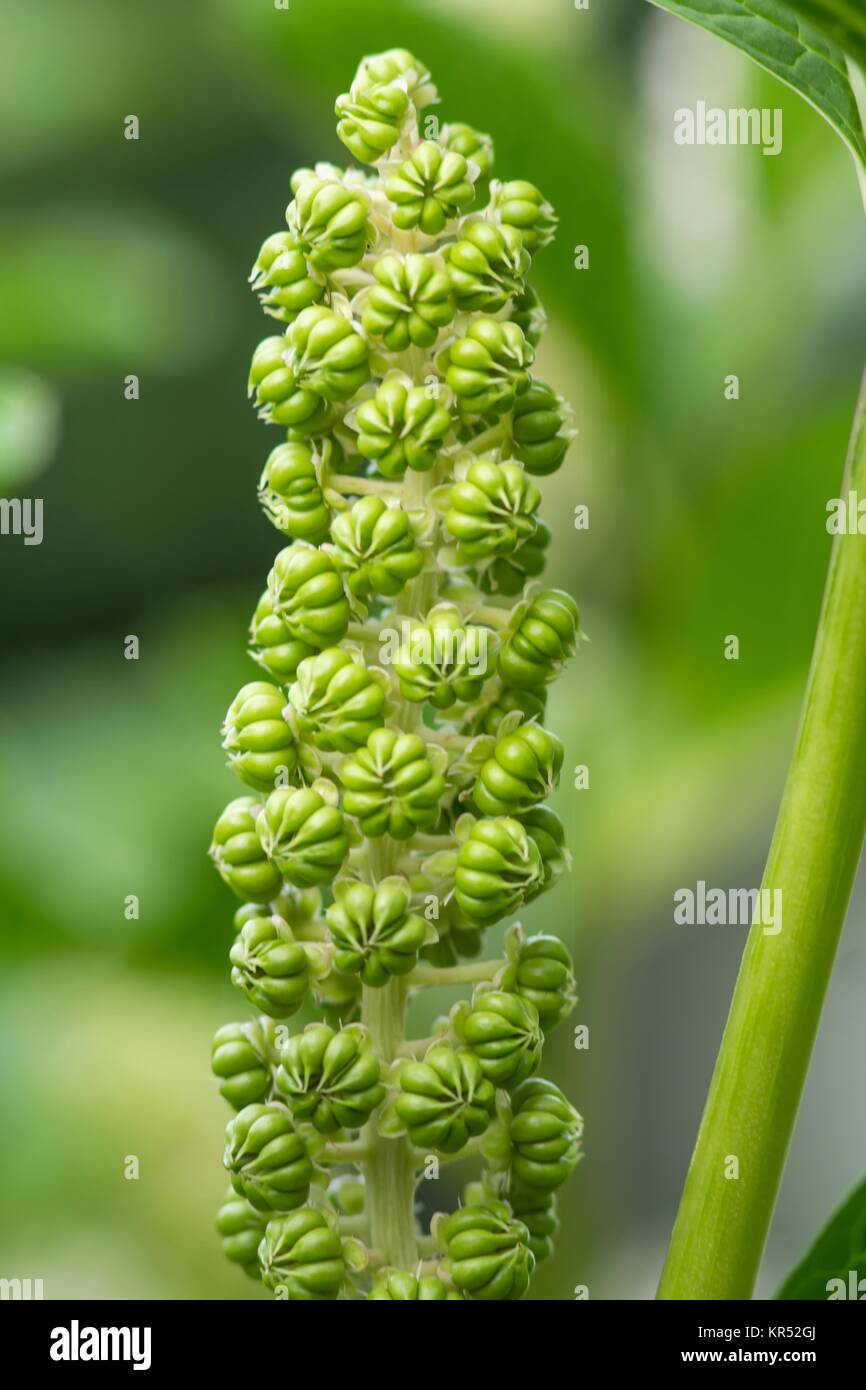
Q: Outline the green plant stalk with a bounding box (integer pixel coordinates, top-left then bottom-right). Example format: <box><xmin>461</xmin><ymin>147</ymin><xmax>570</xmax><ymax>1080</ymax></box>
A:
<box><xmin>658</xmin><ymin>370</ymin><xmax>866</xmax><ymax>1299</ymax></box>
<box><xmin>361</xmin><ymin>973</ymin><xmax>418</xmax><ymax>1269</ymax></box>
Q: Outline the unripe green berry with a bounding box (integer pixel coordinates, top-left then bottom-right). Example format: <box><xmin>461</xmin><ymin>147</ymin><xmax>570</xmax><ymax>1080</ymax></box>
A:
<box><xmin>445</xmin><ymin>220</ymin><xmax>530</xmax><ymax>313</ymax></box>
<box><xmin>441</xmin><ymin>1197</ymin><xmax>534</xmax><ymax>1300</ymax></box>
<box><xmin>362</xmin><ymin>251</ymin><xmax>455</xmax><ymax>351</ymax></box>
<box><xmin>339</xmin><ymin>728</ymin><xmax>446</xmax><ymax>840</ymax></box>
<box><xmin>350</xmin><ymin>371</ymin><xmax>452</xmax><ymax>477</ymax></box>
<box><xmin>329</xmin><ymin>495</ymin><xmax>424</xmax><ymax>600</ymax></box>
<box><xmin>326</xmin><ymin>877</ymin><xmax>426</xmax><ymax>985</ymax></box>
<box><xmin>370</xmin><ymin>1269</ymin><xmax>463</xmax><ymax>1300</ymax></box>
<box><xmin>386</xmin><ymin>141</ymin><xmax>476</xmax><ymax>234</ymax></box>
<box><xmin>222</xmin><ymin>681</ymin><xmax>303</xmax><ymax>794</ymax></box>
<box><xmin>286</xmin><ymin>178</ymin><xmax>371</xmax><ymax>273</ymax></box>
<box><xmin>257</xmin><ymin>784</ymin><xmax>350</xmax><ymax>888</ymax></box>
<box><xmin>211</xmin><ymin>1018</ymin><xmax>274</xmax><ymax>1110</ymax></box>
<box><xmin>442</xmin><ymin>122</ymin><xmax>495</xmax><ymax>182</ymax></box>
<box><xmin>473</xmin><ymin>721</ymin><xmax>564</xmax><ymax>817</ymax></box>
<box><xmin>508</xmin><ymin>1077</ymin><xmax>583</xmax><ymax>1190</ymax></box>
<box><xmin>481</xmin><ymin>518</ymin><xmax>550</xmax><ymax>597</ymax></box>
<box><xmin>224</xmin><ymin>1103</ymin><xmax>313</xmax><ymax>1213</ymax></box>
<box><xmin>509</xmin><ymin>284</ymin><xmax>547</xmax><ymax>348</ymax></box>
<box><xmin>289</xmin><ymin>647</ymin><xmax>388</xmax><ymax>753</ymax></box>
<box><xmin>490</xmin><ymin>179</ymin><xmax>557</xmax><ymax>252</ymax></box>
<box><xmin>499</xmin><ymin>588</ymin><xmax>579</xmax><ymax>690</ymax></box>
<box><xmin>258</xmin><ymin>441</ymin><xmax>331</xmax><ymax>543</ymax></box>
<box><xmin>445</xmin><ymin>456</ymin><xmax>541</xmax><ymax>561</ymax></box>
<box><xmin>520</xmin><ymin>804</ymin><xmax>569</xmax><ymax>894</ymax></box>
<box><xmin>229</xmin><ymin>915</ymin><xmax>314</xmax><ymax>1019</ymax></box>
<box><xmin>439</xmin><ymin>317</ymin><xmax>533</xmax><ymax>416</ymax></box>
<box><xmin>460</xmin><ymin>989</ymin><xmax>543</xmax><ymax>1088</ymax></box>
<box><xmin>511</xmin><ymin>381</ymin><xmax>573</xmax><ymax>476</ymax></box>
<box><xmin>249</xmin><ymin>307</ymin><xmax>369</xmax><ymax>430</ymax></box>
<box><xmin>275</xmin><ymin>1021</ymin><xmax>385</xmax><ymax>1133</ymax></box>
<box><xmin>335</xmin><ymin>49</ymin><xmax>433</xmax><ymax>167</ymax></box>
<box><xmin>392</xmin><ymin>602</ymin><xmax>497</xmax><ymax>709</ymax></box>
<box><xmin>249</xmin><ymin>588</ymin><xmax>316</xmax><ymax>683</ymax></box>
<box><xmin>210</xmin><ymin>796</ymin><xmax>283</xmax><ymax>903</ymax></box>
<box><xmin>216</xmin><ymin>1187</ymin><xmax>267</xmax><ymax>1279</ymax></box>
<box><xmin>395</xmin><ymin>1043</ymin><xmax>495</xmax><ymax>1154</ymax></box>
<box><xmin>454</xmin><ymin>816</ymin><xmax>544</xmax><ymax>924</ymax></box>
<box><xmin>500</xmin><ymin>932</ymin><xmax>576</xmax><ymax>1030</ymax></box>
<box><xmin>461</xmin><ymin>683</ymin><xmax>546</xmax><ymax>738</ymax></box>
<box><xmin>508</xmin><ymin>1186</ymin><xmax>558</xmax><ymax>1263</ymax></box>
<box><xmin>249</xmin><ymin>231</ymin><xmax>326</xmax><ymax>324</ymax></box>
<box><xmin>267</xmin><ymin>543</ymin><xmax>350</xmax><ymax>650</ymax></box>
<box><xmin>258</xmin><ymin>1207</ymin><xmax>346</xmax><ymax>1299</ymax></box>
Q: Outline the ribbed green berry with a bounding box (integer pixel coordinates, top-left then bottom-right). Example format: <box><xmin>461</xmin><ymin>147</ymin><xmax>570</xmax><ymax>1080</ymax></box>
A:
<box><xmin>386</xmin><ymin>141</ymin><xmax>476</xmax><ymax>234</ymax></box>
<box><xmin>361</xmin><ymin>251</ymin><xmax>455</xmax><ymax>351</ymax></box>
<box><xmin>258</xmin><ymin>441</ymin><xmax>331</xmax><ymax>543</ymax></box>
<box><xmin>439</xmin><ymin>318</ymin><xmax>533</xmax><ymax>416</ymax></box>
<box><xmin>275</xmin><ymin>1022</ymin><xmax>384</xmax><ymax>1133</ymax></box>
<box><xmin>370</xmin><ymin>1269</ymin><xmax>463</xmax><ymax>1300</ymax></box>
<box><xmin>335</xmin><ymin>49</ymin><xmax>433</xmax><ymax>165</ymax></box>
<box><xmin>445</xmin><ymin>457</ymin><xmax>541</xmax><ymax>561</ymax></box>
<box><xmin>249</xmin><ymin>307</ymin><xmax>369</xmax><ymax>429</ymax></box>
<box><xmin>224</xmin><ymin>1103</ymin><xmax>313</xmax><ymax>1213</ymax></box>
<box><xmin>508</xmin><ymin>1078</ymin><xmax>583</xmax><ymax>1190</ymax></box>
<box><xmin>395</xmin><ymin>1043</ymin><xmax>495</xmax><ymax>1154</ymax></box>
<box><xmin>327</xmin><ymin>1173</ymin><xmax>365</xmax><ymax>1217</ymax></box>
<box><xmin>288</xmin><ymin>647</ymin><xmax>388</xmax><ymax>753</ymax></box>
<box><xmin>286</xmin><ymin>178</ymin><xmax>371</xmax><ymax>273</ymax></box>
<box><xmin>442</xmin><ymin>1198</ymin><xmax>534</xmax><ymax>1300</ymax></box>
<box><xmin>267</xmin><ymin>543</ymin><xmax>350</xmax><ymax>650</ymax></box>
<box><xmin>350</xmin><ymin>371</ymin><xmax>452</xmax><ymax>477</ymax></box>
<box><xmin>210</xmin><ymin>797</ymin><xmax>283</xmax><ymax>902</ymax></box>
<box><xmin>520</xmin><ymin>804</ymin><xmax>569</xmax><ymax>894</ymax></box>
<box><xmin>500</xmin><ymin>932</ymin><xmax>576</xmax><ymax>1030</ymax></box>
<box><xmin>257</xmin><ymin>785</ymin><xmax>349</xmax><ymax>888</ymax></box>
<box><xmin>445</xmin><ymin>221</ymin><xmax>530</xmax><ymax>313</ymax></box>
<box><xmin>460</xmin><ymin>989</ymin><xmax>543</xmax><ymax>1087</ymax></box>
<box><xmin>455</xmin><ymin>816</ymin><xmax>544</xmax><ymax>924</ymax></box>
<box><xmin>392</xmin><ymin>603</ymin><xmax>496</xmax><ymax>709</ymax></box>
<box><xmin>442</xmin><ymin>122</ymin><xmax>495</xmax><ymax>182</ymax></box>
<box><xmin>249</xmin><ymin>231</ymin><xmax>326</xmax><ymax>324</ymax></box>
<box><xmin>329</xmin><ymin>496</ymin><xmax>424</xmax><ymax>600</ymax></box>
<box><xmin>511</xmin><ymin>381</ymin><xmax>573</xmax><ymax>476</ymax></box>
<box><xmin>508</xmin><ymin>1187</ymin><xmax>558</xmax><ymax>1263</ymax></box>
<box><xmin>229</xmin><ymin>915</ymin><xmax>313</xmax><ymax>1019</ymax></box>
<box><xmin>326</xmin><ymin>877</ymin><xmax>426</xmax><ymax>985</ymax></box>
<box><xmin>259</xmin><ymin>1208</ymin><xmax>346</xmax><ymax>1299</ymax></box>
<box><xmin>249</xmin><ymin>589</ymin><xmax>316</xmax><ymax>683</ymax></box>
<box><xmin>222</xmin><ymin>681</ymin><xmax>302</xmax><ymax>794</ymax></box>
<box><xmin>473</xmin><ymin>721</ymin><xmax>563</xmax><ymax>817</ymax></box>
<box><xmin>508</xmin><ymin>284</ymin><xmax>547</xmax><ymax>348</ymax></box>
<box><xmin>216</xmin><ymin>1187</ymin><xmax>267</xmax><ymax>1279</ymax></box>
<box><xmin>339</xmin><ymin>728</ymin><xmax>446</xmax><ymax>840</ymax></box>
<box><xmin>211</xmin><ymin>1019</ymin><xmax>274</xmax><ymax>1110</ymax></box>
<box><xmin>499</xmin><ymin>588</ymin><xmax>579</xmax><ymax>690</ymax></box>
<box><xmin>481</xmin><ymin>518</ymin><xmax>550</xmax><ymax>597</ymax></box>
<box><xmin>491</xmin><ymin>179</ymin><xmax>557</xmax><ymax>252</ymax></box>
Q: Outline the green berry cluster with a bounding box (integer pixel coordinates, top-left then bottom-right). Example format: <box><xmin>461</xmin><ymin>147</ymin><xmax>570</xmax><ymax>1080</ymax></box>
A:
<box><xmin>209</xmin><ymin>48</ymin><xmax>582</xmax><ymax>1300</ymax></box>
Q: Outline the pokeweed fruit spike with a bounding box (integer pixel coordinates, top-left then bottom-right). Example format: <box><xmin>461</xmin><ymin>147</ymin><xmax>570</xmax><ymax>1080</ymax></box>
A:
<box><xmin>208</xmin><ymin>47</ymin><xmax>584</xmax><ymax>1300</ymax></box>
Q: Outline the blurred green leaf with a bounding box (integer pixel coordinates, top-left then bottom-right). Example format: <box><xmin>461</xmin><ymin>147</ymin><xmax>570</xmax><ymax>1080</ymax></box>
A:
<box><xmin>0</xmin><ymin>208</ymin><xmax>232</xmax><ymax>371</ymax></box>
<box><xmin>0</xmin><ymin>366</ymin><xmax>60</xmax><ymax>490</ymax></box>
<box><xmin>777</xmin><ymin>1172</ymin><xmax>866</xmax><ymax>1297</ymax></box>
<box><xmin>648</xmin><ymin>0</ymin><xmax>866</xmax><ymax>175</ymax></box>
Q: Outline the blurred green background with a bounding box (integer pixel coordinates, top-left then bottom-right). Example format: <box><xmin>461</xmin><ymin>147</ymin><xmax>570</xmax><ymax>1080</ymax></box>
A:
<box><xmin>1</xmin><ymin>0</ymin><xmax>864</xmax><ymax>1300</ymax></box>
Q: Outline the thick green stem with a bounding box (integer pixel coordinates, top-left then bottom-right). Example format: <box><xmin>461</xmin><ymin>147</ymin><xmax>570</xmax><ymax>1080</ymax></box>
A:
<box><xmin>658</xmin><ymin>370</ymin><xmax>866</xmax><ymax>1300</ymax></box>
<box><xmin>361</xmin><ymin>973</ymin><xmax>419</xmax><ymax>1269</ymax></box>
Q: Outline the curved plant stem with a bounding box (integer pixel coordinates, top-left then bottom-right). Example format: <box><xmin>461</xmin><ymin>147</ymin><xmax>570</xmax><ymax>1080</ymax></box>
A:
<box><xmin>658</xmin><ymin>368</ymin><xmax>866</xmax><ymax>1300</ymax></box>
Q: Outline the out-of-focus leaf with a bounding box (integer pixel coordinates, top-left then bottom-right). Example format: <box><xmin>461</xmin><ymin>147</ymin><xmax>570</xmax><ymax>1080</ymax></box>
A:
<box><xmin>777</xmin><ymin>1173</ymin><xmax>866</xmax><ymax>1298</ymax></box>
<box><xmin>648</xmin><ymin>0</ymin><xmax>866</xmax><ymax>176</ymax></box>
<box><xmin>0</xmin><ymin>208</ymin><xmax>232</xmax><ymax>371</ymax></box>
<box><xmin>783</xmin><ymin>0</ymin><xmax>866</xmax><ymax>68</ymax></box>
<box><xmin>0</xmin><ymin>366</ymin><xmax>60</xmax><ymax>490</ymax></box>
